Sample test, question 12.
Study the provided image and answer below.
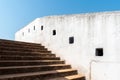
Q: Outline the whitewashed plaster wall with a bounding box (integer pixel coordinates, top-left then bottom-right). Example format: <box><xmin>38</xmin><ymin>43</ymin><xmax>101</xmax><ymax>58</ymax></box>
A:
<box><xmin>15</xmin><ymin>11</ymin><xmax>120</xmax><ymax>80</ymax></box>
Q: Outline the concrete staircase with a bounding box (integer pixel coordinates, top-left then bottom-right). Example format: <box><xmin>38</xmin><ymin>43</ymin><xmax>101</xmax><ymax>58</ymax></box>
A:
<box><xmin>0</xmin><ymin>39</ymin><xmax>85</xmax><ymax>80</ymax></box>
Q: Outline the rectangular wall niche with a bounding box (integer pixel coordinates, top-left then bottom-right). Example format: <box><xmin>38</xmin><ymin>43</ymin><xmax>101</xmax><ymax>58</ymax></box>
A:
<box><xmin>41</xmin><ymin>25</ymin><xmax>43</xmax><ymax>30</ymax></box>
<box><xmin>69</xmin><ymin>37</ymin><xmax>74</xmax><ymax>44</ymax></box>
<box><xmin>95</xmin><ymin>48</ymin><xmax>103</xmax><ymax>56</ymax></box>
<box><xmin>34</xmin><ymin>26</ymin><xmax>35</xmax><ymax>30</ymax></box>
<box><xmin>53</xmin><ymin>30</ymin><xmax>56</xmax><ymax>35</ymax></box>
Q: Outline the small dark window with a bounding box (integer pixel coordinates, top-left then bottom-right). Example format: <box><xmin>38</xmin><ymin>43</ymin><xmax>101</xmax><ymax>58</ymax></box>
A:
<box><xmin>22</xmin><ymin>32</ymin><xmax>24</xmax><ymax>36</ymax></box>
<box><xmin>95</xmin><ymin>48</ymin><xmax>103</xmax><ymax>56</ymax></box>
<box><xmin>28</xmin><ymin>29</ymin><xmax>30</xmax><ymax>33</ymax></box>
<box><xmin>41</xmin><ymin>25</ymin><xmax>43</xmax><ymax>30</ymax></box>
<box><xmin>69</xmin><ymin>37</ymin><xmax>74</xmax><ymax>44</ymax></box>
<box><xmin>34</xmin><ymin>26</ymin><xmax>35</xmax><ymax>30</ymax></box>
<box><xmin>53</xmin><ymin>30</ymin><xmax>56</xmax><ymax>35</ymax></box>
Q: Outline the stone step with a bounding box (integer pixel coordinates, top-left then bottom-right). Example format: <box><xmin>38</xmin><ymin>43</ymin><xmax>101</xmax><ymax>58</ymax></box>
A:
<box><xmin>0</xmin><ymin>43</ymin><xmax>46</xmax><ymax>49</ymax></box>
<box><xmin>0</xmin><ymin>50</ymin><xmax>51</xmax><ymax>54</ymax></box>
<box><xmin>0</xmin><ymin>39</ymin><xmax>86</xmax><ymax>79</ymax></box>
<box><xmin>0</xmin><ymin>55</ymin><xmax>60</xmax><ymax>60</ymax></box>
<box><xmin>0</xmin><ymin>47</ymin><xmax>50</xmax><ymax>52</ymax></box>
<box><xmin>0</xmin><ymin>39</ymin><xmax>42</xmax><ymax>47</ymax></box>
<box><xmin>0</xmin><ymin>43</ymin><xmax>43</xmax><ymax>49</ymax></box>
<box><xmin>48</xmin><ymin>74</ymin><xmax>85</xmax><ymax>80</ymax></box>
<box><xmin>0</xmin><ymin>51</ymin><xmax>53</xmax><ymax>56</ymax></box>
<box><xmin>0</xmin><ymin>60</ymin><xmax>65</xmax><ymax>67</ymax></box>
<box><xmin>0</xmin><ymin>45</ymin><xmax>46</xmax><ymax>50</ymax></box>
<box><xmin>0</xmin><ymin>69</ymin><xmax>77</xmax><ymax>80</ymax></box>
<box><xmin>0</xmin><ymin>64</ymin><xmax>71</xmax><ymax>75</ymax></box>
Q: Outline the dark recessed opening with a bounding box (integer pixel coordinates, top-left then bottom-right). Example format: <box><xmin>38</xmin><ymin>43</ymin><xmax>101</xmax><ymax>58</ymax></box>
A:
<box><xmin>53</xmin><ymin>30</ymin><xmax>56</xmax><ymax>35</ymax></box>
<box><xmin>28</xmin><ymin>29</ymin><xmax>30</xmax><ymax>33</ymax></box>
<box><xmin>69</xmin><ymin>37</ymin><xmax>74</xmax><ymax>44</ymax></box>
<box><xmin>95</xmin><ymin>48</ymin><xmax>103</xmax><ymax>56</ymax></box>
<box><xmin>34</xmin><ymin>26</ymin><xmax>35</xmax><ymax>30</ymax></box>
<box><xmin>41</xmin><ymin>25</ymin><xmax>43</xmax><ymax>30</ymax></box>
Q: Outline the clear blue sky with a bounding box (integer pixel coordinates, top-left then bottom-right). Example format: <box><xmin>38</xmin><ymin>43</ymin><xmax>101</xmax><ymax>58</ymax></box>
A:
<box><xmin>0</xmin><ymin>0</ymin><xmax>120</xmax><ymax>40</ymax></box>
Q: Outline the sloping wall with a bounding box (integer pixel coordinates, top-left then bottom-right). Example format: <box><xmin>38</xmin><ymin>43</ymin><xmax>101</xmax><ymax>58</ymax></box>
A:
<box><xmin>15</xmin><ymin>11</ymin><xmax>120</xmax><ymax>80</ymax></box>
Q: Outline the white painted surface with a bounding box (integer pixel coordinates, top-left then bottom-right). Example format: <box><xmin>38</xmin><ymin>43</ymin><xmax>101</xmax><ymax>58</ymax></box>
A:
<box><xmin>91</xmin><ymin>61</ymin><xmax>120</xmax><ymax>80</ymax></box>
<box><xmin>15</xmin><ymin>11</ymin><xmax>120</xmax><ymax>80</ymax></box>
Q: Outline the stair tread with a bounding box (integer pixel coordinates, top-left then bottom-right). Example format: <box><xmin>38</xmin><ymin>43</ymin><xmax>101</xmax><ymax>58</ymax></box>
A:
<box><xmin>0</xmin><ymin>64</ymin><xmax>70</xmax><ymax>69</ymax></box>
<box><xmin>0</xmin><ymin>53</ymin><xmax>54</xmax><ymax>57</ymax></box>
<box><xmin>0</xmin><ymin>48</ymin><xmax>48</xmax><ymax>51</ymax></box>
<box><xmin>0</xmin><ymin>69</ymin><xmax>76</xmax><ymax>79</ymax></box>
<box><xmin>65</xmin><ymin>74</ymin><xmax>85</xmax><ymax>79</ymax></box>
<box><xmin>0</xmin><ymin>60</ymin><xmax>64</xmax><ymax>62</ymax></box>
<box><xmin>0</xmin><ymin>55</ymin><xmax>56</xmax><ymax>57</ymax></box>
<box><xmin>0</xmin><ymin>51</ymin><xmax>53</xmax><ymax>53</ymax></box>
<box><xmin>48</xmin><ymin>74</ymin><xmax>85</xmax><ymax>80</ymax></box>
<box><xmin>0</xmin><ymin>51</ymin><xmax>52</xmax><ymax>54</ymax></box>
<box><xmin>0</xmin><ymin>53</ymin><xmax>55</xmax><ymax>56</ymax></box>
<box><xmin>0</xmin><ymin>39</ymin><xmax>42</xmax><ymax>45</ymax></box>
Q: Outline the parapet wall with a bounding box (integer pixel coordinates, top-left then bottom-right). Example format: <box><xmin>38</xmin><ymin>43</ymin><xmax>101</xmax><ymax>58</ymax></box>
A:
<box><xmin>15</xmin><ymin>11</ymin><xmax>120</xmax><ymax>80</ymax></box>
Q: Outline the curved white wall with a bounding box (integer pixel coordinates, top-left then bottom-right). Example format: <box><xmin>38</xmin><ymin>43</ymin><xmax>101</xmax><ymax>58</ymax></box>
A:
<box><xmin>15</xmin><ymin>11</ymin><xmax>120</xmax><ymax>80</ymax></box>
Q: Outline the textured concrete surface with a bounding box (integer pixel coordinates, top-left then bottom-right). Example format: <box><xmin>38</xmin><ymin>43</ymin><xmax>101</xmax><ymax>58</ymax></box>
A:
<box><xmin>15</xmin><ymin>11</ymin><xmax>120</xmax><ymax>80</ymax></box>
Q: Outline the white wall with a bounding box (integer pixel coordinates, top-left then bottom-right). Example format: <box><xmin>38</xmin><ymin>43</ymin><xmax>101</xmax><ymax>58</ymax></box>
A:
<box><xmin>15</xmin><ymin>11</ymin><xmax>120</xmax><ymax>80</ymax></box>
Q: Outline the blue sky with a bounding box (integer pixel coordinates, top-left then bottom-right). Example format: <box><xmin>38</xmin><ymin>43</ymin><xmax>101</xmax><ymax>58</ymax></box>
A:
<box><xmin>0</xmin><ymin>0</ymin><xmax>120</xmax><ymax>40</ymax></box>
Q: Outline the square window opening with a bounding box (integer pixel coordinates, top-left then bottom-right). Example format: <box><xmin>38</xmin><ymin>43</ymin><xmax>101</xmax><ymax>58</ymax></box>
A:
<box><xmin>95</xmin><ymin>48</ymin><xmax>103</xmax><ymax>56</ymax></box>
<box><xmin>53</xmin><ymin>30</ymin><xmax>56</xmax><ymax>35</ymax></box>
<box><xmin>69</xmin><ymin>37</ymin><xmax>74</xmax><ymax>44</ymax></box>
<box><xmin>41</xmin><ymin>25</ymin><xmax>43</xmax><ymax>30</ymax></box>
<box><xmin>34</xmin><ymin>26</ymin><xmax>35</xmax><ymax>30</ymax></box>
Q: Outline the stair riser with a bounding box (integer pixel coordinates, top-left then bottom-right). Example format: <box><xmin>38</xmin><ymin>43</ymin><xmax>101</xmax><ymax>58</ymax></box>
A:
<box><xmin>0</xmin><ymin>42</ymin><xmax>44</xmax><ymax>48</ymax></box>
<box><xmin>0</xmin><ymin>43</ymin><xmax>45</xmax><ymax>49</ymax></box>
<box><xmin>0</xmin><ymin>70</ymin><xmax>77</xmax><ymax>80</ymax></box>
<box><xmin>0</xmin><ymin>45</ymin><xmax>46</xmax><ymax>50</ymax></box>
<box><xmin>0</xmin><ymin>44</ymin><xmax>42</xmax><ymax>47</ymax></box>
<box><xmin>0</xmin><ymin>61</ymin><xmax>65</xmax><ymax>67</ymax></box>
<box><xmin>0</xmin><ymin>65</ymin><xmax>71</xmax><ymax>75</ymax></box>
<box><xmin>0</xmin><ymin>40</ymin><xmax>42</xmax><ymax>47</ymax></box>
<box><xmin>0</xmin><ymin>43</ymin><xmax>43</xmax><ymax>48</ymax></box>
<box><xmin>0</xmin><ymin>56</ymin><xmax>60</xmax><ymax>60</ymax></box>
<box><xmin>0</xmin><ymin>51</ymin><xmax>51</xmax><ymax>54</ymax></box>
<box><xmin>0</xmin><ymin>48</ymin><xmax>49</xmax><ymax>52</ymax></box>
<box><xmin>0</xmin><ymin>53</ymin><xmax>55</xmax><ymax>56</ymax></box>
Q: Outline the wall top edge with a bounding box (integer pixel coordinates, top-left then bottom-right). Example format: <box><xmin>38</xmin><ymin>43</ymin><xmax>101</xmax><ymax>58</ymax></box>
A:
<box><xmin>39</xmin><ymin>11</ymin><xmax>120</xmax><ymax>19</ymax></box>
